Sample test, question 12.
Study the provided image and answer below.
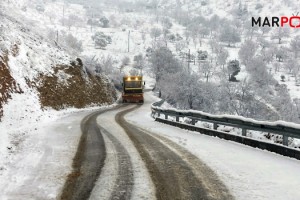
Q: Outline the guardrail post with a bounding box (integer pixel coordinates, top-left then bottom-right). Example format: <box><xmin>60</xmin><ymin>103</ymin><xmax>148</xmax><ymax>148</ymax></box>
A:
<box><xmin>165</xmin><ymin>114</ymin><xmax>168</xmax><ymax>120</ymax></box>
<box><xmin>158</xmin><ymin>111</ymin><xmax>160</xmax><ymax>117</ymax></box>
<box><xmin>176</xmin><ymin>116</ymin><xmax>179</xmax><ymax>122</ymax></box>
<box><xmin>283</xmin><ymin>135</ymin><xmax>288</xmax><ymax>146</ymax></box>
<box><xmin>191</xmin><ymin>119</ymin><xmax>196</xmax><ymax>125</ymax></box>
<box><xmin>242</xmin><ymin>128</ymin><xmax>247</xmax><ymax>136</ymax></box>
<box><xmin>213</xmin><ymin>123</ymin><xmax>218</xmax><ymax>130</ymax></box>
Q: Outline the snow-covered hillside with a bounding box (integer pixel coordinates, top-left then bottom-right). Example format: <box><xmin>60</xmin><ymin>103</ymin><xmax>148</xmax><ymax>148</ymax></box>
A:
<box><xmin>11</xmin><ymin>0</ymin><xmax>298</xmax><ymax>121</ymax></box>
<box><xmin>1</xmin><ymin>0</ymin><xmax>300</xmax><ymax>176</ymax></box>
<box><xmin>0</xmin><ymin>0</ymin><xmax>116</xmax><ymax>173</ymax></box>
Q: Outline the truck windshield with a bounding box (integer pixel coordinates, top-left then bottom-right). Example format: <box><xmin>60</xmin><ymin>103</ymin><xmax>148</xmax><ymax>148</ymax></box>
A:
<box><xmin>124</xmin><ymin>81</ymin><xmax>142</xmax><ymax>88</ymax></box>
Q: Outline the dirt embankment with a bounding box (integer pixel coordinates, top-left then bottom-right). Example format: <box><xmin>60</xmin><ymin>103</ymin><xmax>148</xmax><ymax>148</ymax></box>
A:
<box><xmin>35</xmin><ymin>58</ymin><xmax>117</xmax><ymax>110</ymax></box>
<box><xmin>0</xmin><ymin>54</ymin><xmax>22</xmax><ymax>120</ymax></box>
<box><xmin>0</xmin><ymin>40</ymin><xmax>116</xmax><ymax>120</ymax></box>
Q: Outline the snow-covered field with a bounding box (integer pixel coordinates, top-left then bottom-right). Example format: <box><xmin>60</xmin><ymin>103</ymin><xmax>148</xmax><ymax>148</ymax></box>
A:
<box><xmin>126</xmin><ymin>91</ymin><xmax>300</xmax><ymax>200</ymax></box>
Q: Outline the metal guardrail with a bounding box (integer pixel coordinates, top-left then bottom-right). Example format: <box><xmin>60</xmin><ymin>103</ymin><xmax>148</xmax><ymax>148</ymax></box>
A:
<box><xmin>151</xmin><ymin>101</ymin><xmax>300</xmax><ymax>147</ymax></box>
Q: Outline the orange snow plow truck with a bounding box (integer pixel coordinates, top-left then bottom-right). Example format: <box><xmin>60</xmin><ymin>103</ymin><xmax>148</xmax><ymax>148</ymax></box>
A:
<box><xmin>122</xmin><ymin>76</ymin><xmax>145</xmax><ymax>103</ymax></box>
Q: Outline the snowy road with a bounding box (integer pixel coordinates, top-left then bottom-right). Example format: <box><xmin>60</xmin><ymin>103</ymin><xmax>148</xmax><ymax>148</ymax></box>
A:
<box><xmin>60</xmin><ymin>107</ymin><xmax>121</xmax><ymax>200</ymax></box>
<box><xmin>116</xmin><ymin>106</ymin><xmax>232</xmax><ymax>200</ymax></box>
<box><xmin>60</xmin><ymin>99</ymin><xmax>232</xmax><ymax>200</ymax></box>
<box><xmin>3</xmin><ymin>91</ymin><xmax>300</xmax><ymax>200</ymax></box>
<box><xmin>59</xmin><ymin>91</ymin><xmax>300</xmax><ymax>200</ymax></box>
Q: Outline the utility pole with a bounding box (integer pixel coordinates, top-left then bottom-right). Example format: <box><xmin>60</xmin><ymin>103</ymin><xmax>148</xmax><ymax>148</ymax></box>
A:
<box><xmin>56</xmin><ymin>30</ymin><xmax>59</xmax><ymax>44</ymax></box>
<box><xmin>188</xmin><ymin>49</ymin><xmax>190</xmax><ymax>73</ymax></box>
<box><xmin>91</xmin><ymin>12</ymin><xmax>93</xmax><ymax>32</ymax></box>
<box><xmin>62</xmin><ymin>1</ymin><xmax>65</xmax><ymax>26</ymax></box>
<box><xmin>128</xmin><ymin>30</ymin><xmax>130</xmax><ymax>52</ymax></box>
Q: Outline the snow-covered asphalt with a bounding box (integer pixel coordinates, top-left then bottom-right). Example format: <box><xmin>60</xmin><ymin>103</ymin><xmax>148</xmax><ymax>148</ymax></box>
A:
<box><xmin>61</xmin><ymin>98</ymin><xmax>232</xmax><ymax>199</ymax></box>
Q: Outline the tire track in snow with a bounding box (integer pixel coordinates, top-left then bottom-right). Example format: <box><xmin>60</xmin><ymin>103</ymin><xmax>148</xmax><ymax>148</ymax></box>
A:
<box><xmin>117</xmin><ymin>105</ymin><xmax>234</xmax><ymax>200</ymax></box>
<box><xmin>60</xmin><ymin>106</ymin><xmax>124</xmax><ymax>200</ymax></box>
<box><xmin>99</xmin><ymin>127</ymin><xmax>134</xmax><ymax>200</ymax></box>
<box><xmin>93</xmin><ymin>104</ymin><xmax>156</xmax><ymax>200</ymax></box>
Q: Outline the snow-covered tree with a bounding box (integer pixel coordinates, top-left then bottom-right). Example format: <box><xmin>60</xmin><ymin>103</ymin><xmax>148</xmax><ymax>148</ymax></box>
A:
<box><xmin>92</xmin><ymin>32</ymin><xmax>112</xmax><ymax>49</ymax></box>
<box><xmin>227</xmin><ymin>60</ymin><xmax>240</xmax><ymax>81</ymax></box>
<box><xmin>149</xmin><ymin>47</ymin><xmax>182</xmax><ymax>84</ymax></box>
<box><xmin>150</xmin><ymin>27</ymin><xmax>162</xmax><ymax>41</ymax></box>
<box><xmin>261</xmin><ymin>47</ymin><xmax>275</xmax><ymax>64</ymax></box>
<box><xmin>244</xmin><ymin>21</ymin><xmax>259</xmax><ymax>40</ymax></box>
<box><xmin>219</xmin><ymin>25</ymin><xmax>241</xmax><ymax>46</ymax></box>
<box><xmin>274</xmin><ymin>84</ymin><xmax>299</xmax><ymax>122</ymax></box>
<box><xmin>290</xmin><ymin>35</ymin><xmax>300</xmax><ymax>58</ymax></box>
<box><xmin>175</xmin><ymin>40</ymin><xmax>186</xmax><ymax>52</ymax></box>
<box><xmin>271</xmin><ymin>27</ymin><xmax>290</xmax><ymax>44</ymax></box>
<box><xmin>64</xmin><ymin>33</ymin><xmax>83</xmax><ymax>54</ymax></box>
<box><xmin>260</xmin><ymin>26</ymin><xmax>271</xmax><ymax>36</ymax></box>
<box><xmin>238</xmin><ymin>40</ymin><xmax>257</xmax><ymax>66</ymax></box>
<box><xmin>222</xmin><ymin>79</ymin><xmax>257</xmax><ymax>117</ymax></box>
<box><xmin>199</xmin><ymin>26</ymin><xmax>210</xmax><ymax>38</ymax></box>
<box><xmin>64</xmin><ymin>14</ymin><xmax>82</xmax><ymax>30</ymax></box>
<box><xmin>247</xmin><ymin>56</ymin><xmax>272</xmax><ymax>86</ymax></box>
<box><xmin>284</xmin><ymin>58</ymin><xmax>298</xmax><ymax>74</ymax></box>
<box><xmin>207</xmin><ymin>14</ymin><xmax>220</xmax><ymax>36</ymax></box>
<box><xmin>199</xmin><ymin>61</ymin><xmax>214</xmax><ymax>82</ymax></box>
<box><xmin>121</xmin><ymin>56</ymin><xmax>130</xmax><ymax>66</ymax></box>
<box><xmin>133</xmin><ymin>54</ymin><xmax>144</xmax><ymax>70</ymax></box>
<box><xmin>257</xmin><ymin>36</ymin><xmax>271</xmax><ymax>50</ymax></box>
<box><xmin>161</xmin><ymin>17</ymin><xmax>172</xmax><ymax>29</ymax></box>
<box><xmin>217</xmin><ymin>48</ymin><xmax>229</xmax><ymax>69</ymax></box>
<box><xmin>82</xmin><ymin>55</ymin><xmax>101</xmax><ymax>75</ymax></box>
<box><xmin>274</xmin><ymin>47</ymin><xmax>288</xmax><ymax>62</ymax></box>
<box><xmin>100</xmin><ymin>16</ymin><xmax>109</xmax><ymax>28</ymax></box>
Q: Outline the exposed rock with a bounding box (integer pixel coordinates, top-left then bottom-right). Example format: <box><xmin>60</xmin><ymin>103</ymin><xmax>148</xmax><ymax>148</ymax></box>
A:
<box><xmin>36</xmin><ymin>62</ymin><xmax>117</xmax><ymax>110</ymax></box>
<box><xmin>0</xmin><ymin>55</ymin><xmax>22</xmax><ymax>119</ymax></box>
